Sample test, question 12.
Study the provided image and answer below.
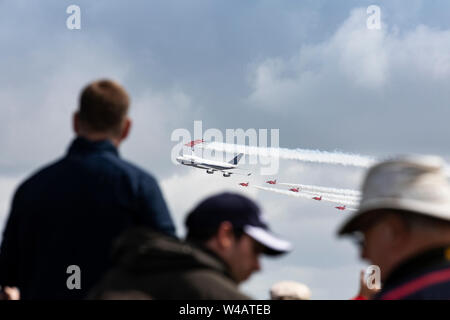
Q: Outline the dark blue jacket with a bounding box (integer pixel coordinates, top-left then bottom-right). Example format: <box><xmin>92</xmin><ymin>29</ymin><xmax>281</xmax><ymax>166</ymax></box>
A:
<box><xmin>0</xmin><ymin>137</ymin><xmax>176</xmax><ymax>300</ymax></box>
<box><xmin>375</xmin><ymin>246</ymin><xmax>450</xmax><ymax>300</ymax></box>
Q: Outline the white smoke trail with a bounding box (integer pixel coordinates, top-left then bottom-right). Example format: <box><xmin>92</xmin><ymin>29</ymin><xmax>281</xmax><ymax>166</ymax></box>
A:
<box><xmin>255</xmin><ymin>186</ymin><xmax>359</xmax><ymax>207</ymax></box>
<box><xmin>278</xmin><ymin>183</ymin><xmax>361</xmax><ymax>197</ymax></box>
<box><xmin>299</xmin><ymin>189</ymin><xmax>360</xmax><ymax>202</ymax></box>
<box><xmin>201</xmin><ymin>142</ymin><xmax>376</xmax><ymax>168</ymax></box>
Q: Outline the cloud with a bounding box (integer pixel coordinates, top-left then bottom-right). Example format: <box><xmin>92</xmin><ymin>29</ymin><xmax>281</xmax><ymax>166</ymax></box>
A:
<box><xmin>249</xmin><ymin>8</ymin><xmax>450</xmax><ymax>108</ymax></box>
<box><xmin>121</xmin><ymin>87</ymin><xmax>202</xmax><ymax>177</ymax></box>
<box><xmin>246</xmin><ymin>7</ymin><xmax>450</xmax><ymax>154</ymax></box>
<box><xmin>0</xmin><ymin>38</ymin><xmax>131</xmax><ymax>174</ymax></box>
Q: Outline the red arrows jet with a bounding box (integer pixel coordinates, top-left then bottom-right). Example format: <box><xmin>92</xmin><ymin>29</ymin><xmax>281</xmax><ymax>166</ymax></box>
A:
<box><xmin>312</xmin><ymin>196</ymin><xmax>322</xmax><ymax>201</ymax></box>
<box><xmin>239</xmin><ymin>182</ymin><xmax>249</xmax><ymax>187</ymax></box>
<box><xmin>335</xmin><ymin>205</ymin><xmax>346</xmax><ymax>211</ymax></box>
<box><xmin>184</xmin><ymin>139</ymin><xmax>205</xmax><ymax>148</ymax></box>
<box><xmin>289</xmin><ymin>187</ymin><xmax>300</xmax><ymax>193</ymax></box>
<box><xmin>266</xmin><ymin>179</ymin><xmax>277</xmax><ymax>185</ymax></box>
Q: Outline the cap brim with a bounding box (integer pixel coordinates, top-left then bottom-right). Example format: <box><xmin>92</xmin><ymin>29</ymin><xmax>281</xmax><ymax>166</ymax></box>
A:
<box><xmin>244</xmin><ymin>225</ymin><xmax>292</xmax><ymax>256</ymax></box>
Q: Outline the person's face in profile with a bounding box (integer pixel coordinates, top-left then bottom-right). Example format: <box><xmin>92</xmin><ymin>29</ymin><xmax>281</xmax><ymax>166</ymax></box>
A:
<box><xmin>228</xmin><ymin>234</ymin><xmax>263</xmax><ymax>283</ymax></box>
<box><xmin>358</xmin><ymin>213</ymin><xmax>404</xmax><ymax>282</ymax></box>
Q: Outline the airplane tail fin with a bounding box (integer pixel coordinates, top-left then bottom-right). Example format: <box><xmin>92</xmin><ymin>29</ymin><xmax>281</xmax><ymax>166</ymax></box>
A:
<box><xmin>229</xmin><ymin>153</ymin><xmax>244</xmax><ymax>165</ymax></box>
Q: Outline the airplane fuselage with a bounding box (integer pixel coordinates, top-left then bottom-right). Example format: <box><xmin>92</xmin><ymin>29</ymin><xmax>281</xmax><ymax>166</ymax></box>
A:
<box><xmin>176</xmin><ymin>154</ymin><xmax>238</xmax><ymax>171</ymax></box>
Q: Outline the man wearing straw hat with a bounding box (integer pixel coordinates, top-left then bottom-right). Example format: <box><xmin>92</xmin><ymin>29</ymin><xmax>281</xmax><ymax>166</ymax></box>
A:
<box><xmin>338</xmin><ymin>155</ymin><xmax>450</xmax><ymax>300</ymax></box>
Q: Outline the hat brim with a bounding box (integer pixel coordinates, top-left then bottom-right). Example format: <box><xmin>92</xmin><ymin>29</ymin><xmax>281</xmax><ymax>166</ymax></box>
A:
<box><xmin>244</xmin><ymin>225</ymin><xmax>292</xmax><ymax>256</ymax></box>
<box><xmin>337</xmin><ymin>209</ymin><xmax>379</xmax><ymax>236</ymax></box>
<box><xmin>338</xmin><ymin>197</ymin><xmax>450</xmax><ymax>236</ymax></box>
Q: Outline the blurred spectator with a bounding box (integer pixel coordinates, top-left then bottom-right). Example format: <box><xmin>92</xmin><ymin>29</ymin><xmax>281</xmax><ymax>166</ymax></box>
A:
<box><xmin>270</xmin><ymin>281</ymin><xmax>311</xmax><ymax>300</ymax></box>
<box><xmin>0</xmin><ymin>79</ymin><xmax>176</xmax><ymax>300</ymax></box>
<box><xmin>90</xmin><ymin>193</ymin><xmax>292</xmax><ymax>299</ymax></box>
<box><xmin>338</xmin><ymin>155</ymin><xmax>450</xmax><ymax>300</ymax></box>
<box><xmin>99</xmin><ymin>290</ymin><xmax>152</xmax><ymax>300</ymax></box>
<box><xmin>0</xmin><ymin>286</ymin><xmax>20</xmax><ymax>300</ymax></box>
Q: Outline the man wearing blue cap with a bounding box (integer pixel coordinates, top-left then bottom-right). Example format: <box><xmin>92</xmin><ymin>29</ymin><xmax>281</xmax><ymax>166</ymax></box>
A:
<box><xmin>90</xmin><ymin>192</ymin><xmax>291</xmax><ymax>299</ymax></box>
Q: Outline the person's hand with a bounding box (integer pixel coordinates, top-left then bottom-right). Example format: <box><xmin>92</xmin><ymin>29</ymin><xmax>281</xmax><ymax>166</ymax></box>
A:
<box><xmin>0</xmin><ymin>287</ymin><xmax>20</xmax><ymax>300</ymax></box>
<box><xmin>358</xmin><ymin>269</ymin><xmax>380</xmax><ymax>299</ymax></box>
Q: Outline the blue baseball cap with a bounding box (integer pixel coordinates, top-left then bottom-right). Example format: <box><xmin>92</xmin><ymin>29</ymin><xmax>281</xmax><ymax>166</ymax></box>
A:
<box><xmin>185</xmin><ymin>193</ymin><xmax>292</xmax><ymax>255</ymax></box>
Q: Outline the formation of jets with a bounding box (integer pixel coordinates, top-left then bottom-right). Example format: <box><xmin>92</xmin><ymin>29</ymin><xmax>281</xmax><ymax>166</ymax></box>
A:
<box><xmin>177</xmin><ymin>140</ymin><xmax>354</xmax><ymax>211</ymax></box>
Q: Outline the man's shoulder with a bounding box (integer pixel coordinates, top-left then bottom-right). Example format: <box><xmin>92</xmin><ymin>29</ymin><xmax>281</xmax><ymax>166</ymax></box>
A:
<box><xmin>377</xmin><ymin>262</ymin><xmax>450</xmax><ymax>300</ymax></box>
<box><xmin>181</xmin><ymin>269</ymin><xmax>250</xmax><ymax>299</ymax></box>
<box><xmin>15</xmin><ymin>157</ymin><xmax>66</xmax><ymax>193</ymax></box>
<box><xmin>72</xmin><ymin>148</ymin><xmax>160</xmax><ymax>190</ymax></box>
<box><xmin>16</xmin><ymin>155</ymin><xmax>159</xmax><ymax>197</ymax></box>
<box><xmin>116</xmin><ymin>158</ymin><xmax>157</xmax><ymax>182</ymax></box>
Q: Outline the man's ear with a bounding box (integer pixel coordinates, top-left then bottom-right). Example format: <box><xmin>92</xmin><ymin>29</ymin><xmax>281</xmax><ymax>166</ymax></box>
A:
<box><xmin>119</xmin><ymin>117</ymin><xmax>132</xmax><ymax>142</ymax></box>
<box><xmin>216</xmin><ymin>221</ymin><xmax>235</xmax><ymax>250</ymax></box>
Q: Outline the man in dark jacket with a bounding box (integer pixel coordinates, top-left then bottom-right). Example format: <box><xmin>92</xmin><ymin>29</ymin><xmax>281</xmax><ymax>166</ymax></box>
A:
<box><xmin>338</xmin><ymin>155</ymin><xmax>450</xmax><ymax>300</ymax></box>
<box><xmin>90</xmin><ymin>193</ymin><xmax>292</xmax><ymax>299</ymax></box>
<box><xmin>0</xmin><ymin>79</ymin><xmax>176</xmax><ymax>300</ymax></box>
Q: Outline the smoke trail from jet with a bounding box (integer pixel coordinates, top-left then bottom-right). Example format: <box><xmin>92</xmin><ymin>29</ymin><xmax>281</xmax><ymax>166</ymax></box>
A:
<box><xmin>255</xmin><ymin>186</ymin><xmax>359</xmax><ymax>207</ymax></box>
<box><xmin>278</xmin><ymin>183</ymin><xmax>361</xmax><ymax>197</ymax></box>
<box><xmin>299</xmin><ymin>189</ymin><xmax>360</xmax><ymax>202</ymax></box>
<box><xmin>201</xmin><ymin>142</ymin><xmax>376</xmax><ymax>168</ymax></box>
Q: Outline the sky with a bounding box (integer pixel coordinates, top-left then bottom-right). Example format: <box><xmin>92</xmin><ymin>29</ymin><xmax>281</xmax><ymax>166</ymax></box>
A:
<box><xmin>1</xmin><ymin>0</ymin><xmax>450</xmax><ymax>299</ymax></box>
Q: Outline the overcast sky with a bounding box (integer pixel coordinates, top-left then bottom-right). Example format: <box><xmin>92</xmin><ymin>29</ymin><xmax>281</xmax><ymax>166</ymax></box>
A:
<box><xmin>1</xmin><ymin>0</ymin><xmax>450</xmax><ymax>299</ymax></box>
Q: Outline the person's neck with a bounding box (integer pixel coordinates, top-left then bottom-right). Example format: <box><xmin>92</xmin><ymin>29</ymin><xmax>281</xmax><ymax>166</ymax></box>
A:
<box><xmin>77</xmin><ymin>133</ymin><xmax>120</xmax><ymax>148</ymax></box>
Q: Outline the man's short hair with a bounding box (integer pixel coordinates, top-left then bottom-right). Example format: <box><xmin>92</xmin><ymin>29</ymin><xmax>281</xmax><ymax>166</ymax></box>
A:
<box><xmin>78</xmin><ymin>79</ymin><xmax>130</xmax><ymax>135</ymax></box>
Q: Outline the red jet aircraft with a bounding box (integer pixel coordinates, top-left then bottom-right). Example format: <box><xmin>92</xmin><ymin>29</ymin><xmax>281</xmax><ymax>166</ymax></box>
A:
<box><xmin>184</xmin><ymin>139</ymin><xmax>205</xmax><ymax>148</ymax></box>
<box><xmin>239</xmin><ymin>182</ymin><xmax>249</xmax><ymax>187</ymax></box>
<box><xmin>266</xmin><ymin>179</ymin><xmax>277</xmax><ymax>185</ymax></box>
<box><xmin>289</xmin><ymin>187</ymin><xmax>300</xmax><ymax>193</ymax></box>
<box><xmin>335</xmin><ymin>205</ymin><xmax>346</xmax><ymax>211</ymax></box>
<box><xmin>312</xmin><ymin>196</ymin><xmax>322</xmax><ymax>201</ymax></box>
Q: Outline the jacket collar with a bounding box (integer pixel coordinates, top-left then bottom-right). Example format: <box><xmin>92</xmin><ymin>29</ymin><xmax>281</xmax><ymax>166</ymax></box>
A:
<box><xmin>382</xmin><ymin>245</ymin><xmax>450</xmax><ymax>289</ymax></box>
<box><xmin>67</xmin><ymin>136</ymin><xmax>119</xmax><ymax>157</ymax></box>
<box><xmin>191</xmin><ymin>244</ymin><xmax>235</xmax><ymax>280</ymax></box>
<box><xmin>112</xmin><ymin>228</ymin><xmax>236</xmax><ymax>283</ymax></box>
